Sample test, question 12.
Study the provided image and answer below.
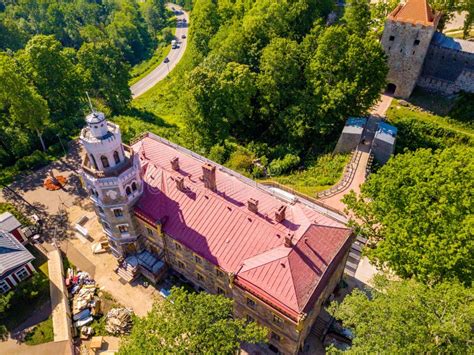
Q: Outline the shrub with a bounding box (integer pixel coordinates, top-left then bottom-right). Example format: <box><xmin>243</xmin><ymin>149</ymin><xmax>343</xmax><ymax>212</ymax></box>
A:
<box><xmin>226</xmin><ymin>150</ymin><xmax>254</xmax><ymax>173</ymax></box>
<box><xmin>268</xmin><ymin>154</ymin><xmax>301</xmax><ymax>176</ymax></box>
<box><xmin>208</xmin><ymin>144</ymin><xmax>227</xmax><ymax>164</ymax></box>
<box><xmin>15</xmin><ymin>150</ymin><xmax>49</xmax><ymax>171</ymax></box>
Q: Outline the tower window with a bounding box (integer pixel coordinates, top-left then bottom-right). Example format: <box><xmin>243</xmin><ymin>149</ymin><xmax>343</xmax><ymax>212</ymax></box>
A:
<box><xmin>113</xmin><ymin>208</ymin><xmax>123</xmax><ymax>217</ymax></box>
<box><xmin>91</xmin><ymin>155</ymin><xmax>98</xmax><ymax>170</ymax></box>
<box><xmin>389</xmin><ymin>35</ymin><xmax>395</xmax><ymax>41</ymax></box>
<box><xmin>101</xmin><ymin>155</ymin><xmax>110</xmax><ymax>169</ymax></box>
<box><xmin>126</xmin><ymin>186</ymin><xmax>132</xmax><ymax>195</ymax></box>
<box><xmin>118</xmin><ymin>225</ymin><xmax>129</xmax><ymax>234</ymax></box>
<box><xmin>114</xmin><ymin>151</ymin><xmax>120</xmax><ymax>164</ymax></box>
<box><xmin>132</xmin><ymin>182</ymin><xmax>137</xmax><ymax>192</ymax></box>
<box><xmin>414</xmin><ymin>39</ymin><xmax>420</xmax><ymax>46</ymax></box>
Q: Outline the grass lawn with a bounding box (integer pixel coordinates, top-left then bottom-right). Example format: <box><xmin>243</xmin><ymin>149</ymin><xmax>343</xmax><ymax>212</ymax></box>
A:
<box><xmin>386</xmin><ymin>94</ymin><xmax>474</xmax><ymax>152</ymax></box>
<box><xmin>24</xmin><ymin>317</ymin><xmax>53</xmax><ymax>345</ymax></box>
<box><xmin>259</xmin><ymin>153</ymin><xmax>350</xmax><ymax>196</ymax></box>
<box><xmin>1</xmin><ymin>245</ymin><xmax>50</xmax><ymax>331</ymax></box>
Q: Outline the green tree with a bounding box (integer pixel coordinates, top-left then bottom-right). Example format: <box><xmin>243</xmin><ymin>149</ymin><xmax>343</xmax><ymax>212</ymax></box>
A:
<box><xmin>343</xmin><ymin>0</ymin><xmax>372</xmax><ymax>37</ymax></box>
<box><xmin>186</xmin><ymin>56</ymin><xmax>256</xmax><ymax>148</ymax></box>
<box><xmin>0</xmin><ymin>54</ymin><xmax>50</xmax><ymax>151</ymax></box>
<box><xmin>0</xmin><ymin>291</ymin><xmax>13</xmax><ymax>340</ymax></box>
<box><xmin>343</xmin><ymin>146</ymin><xmax>474</xmax><ymax>285</ymax></box>
<box><xmin>77</xmin><ymin>42</ymin><xmax>131</xmax><ymax>113</ymax></box>
<box><xmin>329</xmin><ymin>276</ymin><xmax>474</xmax><ymax>353</ymax></box>
<box><xmin>18</xmin><ymin>35</ymin><xmax>82</xmax><ymax>127</ymax></box>
<box><xmin>119</xmin><ymin>287</ymin><xmax>268</xmax><ymax>354</ymax></box>
<box><xmin>190</xmin><ymin>0</ymin><xmax>220</xmax><ymax>57</ymax></box>
<box><xmin>307</xmin><ymin>26</ymin><xmax>387</xmax><ymax>130</ymax></box>
<box><xmin>141</xmin><ymin>0</ymin><xmax>167</xmax><ymax>35</ymax></box>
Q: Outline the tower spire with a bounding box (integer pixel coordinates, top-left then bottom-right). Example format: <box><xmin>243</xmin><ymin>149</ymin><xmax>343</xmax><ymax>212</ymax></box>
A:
<box><xmin>85</xmin><ymin>91</ymin><xmax>96</xmax><ymax>114</ymax></box>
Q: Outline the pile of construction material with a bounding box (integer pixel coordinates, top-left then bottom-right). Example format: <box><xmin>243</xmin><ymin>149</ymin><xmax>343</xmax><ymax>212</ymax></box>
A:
<box><xmin>105</xmin><ymin>308</ymin><xmax>133</xmax><ymax>335</ymax></box>
<box><xmin>65</xmin><ymin>269</ymin><xmax>101</xmax><ymax>339</ymax></box>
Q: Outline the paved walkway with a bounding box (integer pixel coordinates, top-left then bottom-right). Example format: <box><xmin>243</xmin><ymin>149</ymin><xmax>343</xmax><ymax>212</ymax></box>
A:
<box><xmin>131</xmin><ymin>3</ymin><xmax>189</xmax><ymax>98</ymax></box>
<box><xmin>318</xmin><ymin>94</ymin><xmax>393</xmax><ymax>213</ymax></box>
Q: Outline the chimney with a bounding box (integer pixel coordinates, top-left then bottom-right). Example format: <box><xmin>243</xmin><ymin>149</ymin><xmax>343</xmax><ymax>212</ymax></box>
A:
<box><xmin>284</xmin><ymin>234</ymin><xmax>293</xmax><ymax>248</ymax></box>
<box><xmin>171</xmin><ymin>157</ymin><xmax>180</xmax><ymax>171</ymax></box>
<box><xmin>176</xmin><ymin>176</ymin><xmax>185</xmax><ymax>191</ymax></box>
<box><xmin>275</xmin><ymin>205</ymin><xmax>287</xmax><ymax>223</ymax></box>
<box><xmin>247</xmin><ymin>198</ymin><xmax>259</xmax><ymax>213</ymax></box>
<box><xmin>202</xmin><ymin>163</ymin><xmax>216</xmax><ymax>191</ymax></box>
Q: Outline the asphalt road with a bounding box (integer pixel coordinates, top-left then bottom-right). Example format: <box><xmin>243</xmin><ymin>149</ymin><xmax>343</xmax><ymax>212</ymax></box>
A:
<box><xmin>130</xmin><ymin>3</ymin><xmax>189</xmax><ymax>98</ymax></box>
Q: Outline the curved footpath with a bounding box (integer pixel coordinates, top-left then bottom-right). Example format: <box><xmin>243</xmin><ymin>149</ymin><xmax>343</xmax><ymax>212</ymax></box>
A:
<box><xmin>130</xmin><ymin>3</ymin><xmax>189</xmax><ymax>98</ymax></box>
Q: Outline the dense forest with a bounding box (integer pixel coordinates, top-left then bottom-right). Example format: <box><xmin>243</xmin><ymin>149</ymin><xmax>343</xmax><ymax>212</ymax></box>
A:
<box><xmin>0</xmin><ymin>0</ymin><xmax>169</xmax><ymax>181</ymax></box>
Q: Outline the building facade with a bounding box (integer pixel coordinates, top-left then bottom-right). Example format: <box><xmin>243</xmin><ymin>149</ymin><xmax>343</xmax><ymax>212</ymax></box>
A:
<box><xmin>381</xmin><ymin>0</ymin><xmax>473</xmax><ymax>98</ymax></box>
<box><xmin>80</xmin><ymin>111</ymin><xmax>144</xmax><ymax>258</ymax></box>
<box><xmin>80</xmin><ymin>115</ymin><xmax>354</xmax><ymax>354</ymax></box>
<box><xmin>0</xmin><ymin>230</ymin><xmax>36</xmax><ymax>294</ymax></box>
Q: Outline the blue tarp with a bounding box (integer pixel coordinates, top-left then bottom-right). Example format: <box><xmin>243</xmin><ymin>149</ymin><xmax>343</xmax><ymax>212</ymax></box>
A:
<box><xmin>346</xmin><ymin>117</ymin><xmax>367</xmax><ymax>128</ymax></box>
<box><xmin>377</xmin><ymin>122</ymin><xmax>398</xmax><ymax>137</ymax></box>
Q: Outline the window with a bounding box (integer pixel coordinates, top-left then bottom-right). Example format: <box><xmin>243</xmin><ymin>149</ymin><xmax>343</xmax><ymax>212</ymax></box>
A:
<box><xmin>126</xmin><ymin>186</ymin><xmax>132</xmax><ymax>195</ymax></box>
<box><xmin>118</xmin><ymin>225</ymin><xmax>129</xmax><ymax>234</ymax></box>
<box><xmin>0</xmin><ymin>280</ymin><xmax>10</xmax><ymax>294</ymax></box>
<box><xmin>389</xmin><ymin>35</ymin><xmax>395</xmax><ymax>41</ymax></box>
<box><xmin>98</xmin><ymin>206</ymin><xmax>105</xmax><ymax>215</ymax></box>
<box><xmin>103</xmin><ymin>221</ymin><xmax>111</xmax><ymax>231</ymax></box>
<box><xmin>246</xmin><ymin>314</ymin><xmax>254</xmax><ymax>323</ymax></box>
<box><xmin>177</xmin><ymin>261</ymin><xmax>185</xmax><ymax>269</ymax></box>
<box><xmin>16</xmin><ymin>267</ymin><xmax>29</xmax><ymax>281</ymax></box>
<box><xmin>91</xmin><ymin>155</ymin><xmax>98</xmax><ymax>170</ymax></box>
<box><xmin>100</xmin><ymin>155</ymin><xmax>110</xmax><ymax>169</ymax></box>
<box><xmin>113</xmin><ymin>208</ymin><xmax>123</xmax><ymax>217</ymax></box>
<box><xmin>175</xmin><ymin>242</ymin><xmax>182</xmax><ymax>250</ymax></box>
<box><xmin>197</xmin><ymin>273</ymin><xmax>204</xmax><ymax>282</ymax></box>
<box><xmin>414</xmin><ymin>39</ymin><xmax>420</xmax><ymax>46</ymax></box>
<box><xmin>246</xmin><ymin>297</ymin><xmax>256</xmax><ymax>308</ymax></box>
<box><xmin>216</xmin><ymin>269</ymin><xmax>224</xmax><ymax>278</ymax></box>
<box><xmin>147</xmin><ymin>228</ymin><xmax>154</xmax><ymax>236</ymax></box>
<box><xmin>114</xmin><ymin>151</ymin><xmax>120</xmax><ymax>164</ymax></box>
<box><xmin>270</xmin><ymin>332</ymin><xmax>281</xmax><ymax>342</ymax></box>
<box><xmin>132</xmin><ymin>182</ymin><xmax>137</xmax><ymax>191</ymax></box>
<box><xmin>195</xmin><ymin>255</ymin><xmax>202</xmax><ymax>264</ymax></box>
<box><xmin>273</xmin><ymin>315</ymin><xmax>283</xmax><ymax>325</ymax></box>
<box><xmin>217</xmin><ymin>287</ymin><xmax>225</xmax><ymax>295</ymax></box>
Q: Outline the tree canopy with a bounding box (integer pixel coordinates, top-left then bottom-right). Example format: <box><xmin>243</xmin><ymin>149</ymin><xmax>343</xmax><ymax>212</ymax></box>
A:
<box><xmin>329</xmin><ymin>276</ymin><xmax>474</xmax><ymax>353</ymax></box>
<box><xmin>343</xmin><ymin>145</ymin><xmax>474</xmax><ymax>285</ymax></box>
<box><xmin>119</xmin><ymin>287</ymin><xmax>268</xmax><ymax>354</ymax></box>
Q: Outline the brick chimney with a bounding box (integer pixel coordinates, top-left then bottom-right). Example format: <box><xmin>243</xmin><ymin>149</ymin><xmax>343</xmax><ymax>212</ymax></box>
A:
<box><xmin>202</xmin><ymin>163</ymin><xmax>217</xmax><ymax>191</ymax></box>
<box><xmin>247</xmin><ymin>198</ymin><xmax>259</xmax><ymax>213</ymax></box>
<box><xmin>275</xmin><ymin>205</ymin><xmax>286</xmax><ymax>223</ymax></box>
<box><xmin>176</xmin><ymin>176</ymin><xmax>185</xmax><ymax>191</ymax></box>
<box><xmin>171</xmin><ymin>157</ymin><xmax>180</xmax><ymax>171</ymax></box>
<box><xmin>284</xmin><ymin>234</ymin><xmax>293</xmax><ymax>248</ymax></box>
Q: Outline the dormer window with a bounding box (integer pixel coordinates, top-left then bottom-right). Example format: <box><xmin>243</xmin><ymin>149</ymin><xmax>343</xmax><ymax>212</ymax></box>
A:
<box><xmin>101</xmin><ymin>155</ymin><xmax>110</xmax><ymax>169</ymax></box>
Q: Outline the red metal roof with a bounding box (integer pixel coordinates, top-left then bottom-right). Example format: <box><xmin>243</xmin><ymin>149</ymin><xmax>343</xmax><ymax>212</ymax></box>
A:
<box><xmin>133</xmin><ymin>135</ymin><xmax>352</xmax><ymax>317</ymax></box>
<box><xmin>388</xmin><ymin>0</ymin><xmax>440</xmax><ymax>27</ymax></box>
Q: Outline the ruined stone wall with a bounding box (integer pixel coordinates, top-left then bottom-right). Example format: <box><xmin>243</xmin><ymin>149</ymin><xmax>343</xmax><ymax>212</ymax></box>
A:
<box><xmin>381</xmin><ymin>19</ymin><xmax>436</xmax><ymax>98</ymax></box>
<box><xmin>418</xmin><ymin>43</ymin><xmax>474</xmax><ymax>94</ymax></box>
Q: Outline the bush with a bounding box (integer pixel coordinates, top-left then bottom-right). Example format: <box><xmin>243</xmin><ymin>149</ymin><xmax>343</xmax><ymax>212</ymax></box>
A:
<box><xmin>226</xmin><ymin>150</ymin><xmax>254</xmax><ymax>173</ymax></box>
<box><xmin>268</xmin><ymin>154</ymin><xmax>301</xmax><ymax>176</ymax></box>
<box><xmin>15</xmin><ymin>150</ymin><xmax>49</xmax><ymax>171</ymax></box>
<box><xmin>208</xmin><ymin>144</ymin><xmax>227</xmax><ymax>164</ymax></box>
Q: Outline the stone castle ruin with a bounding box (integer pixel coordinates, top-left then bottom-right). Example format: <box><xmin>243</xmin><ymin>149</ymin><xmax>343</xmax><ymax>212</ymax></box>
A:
<box><xmin>381</xmin><ymin>0</ymin><xmax>474</xmax><ymax>98</ymax></box>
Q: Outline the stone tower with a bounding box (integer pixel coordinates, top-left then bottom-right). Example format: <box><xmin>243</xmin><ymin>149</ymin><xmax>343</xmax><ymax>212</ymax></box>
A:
<box><xmin>381</xmin><ymin>0</ymin><xmax>441</xmax><ymax>98</ymax></box>
<box><xmin>80</xmin><ymin>111</ymin><xmax>143</xmax><ymax>258</ymax></box>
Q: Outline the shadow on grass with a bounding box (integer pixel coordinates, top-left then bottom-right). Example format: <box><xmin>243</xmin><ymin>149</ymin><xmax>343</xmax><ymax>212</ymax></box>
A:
<box><xmin>125</xmin><ymin>107</ymin><xmax>176</xmax><ymax>128</ymax></box>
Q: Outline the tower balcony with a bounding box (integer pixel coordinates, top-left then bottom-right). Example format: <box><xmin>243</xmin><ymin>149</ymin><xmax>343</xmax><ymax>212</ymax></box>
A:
<box><xmin>82</xmin><ymin>144</ymin><xmax>135</xmax><ymax>179</ymax></box>
<box><xmin>80</xmin><ymin>121</ymin><xmax>120</xmax><ymax>144</ymax></box>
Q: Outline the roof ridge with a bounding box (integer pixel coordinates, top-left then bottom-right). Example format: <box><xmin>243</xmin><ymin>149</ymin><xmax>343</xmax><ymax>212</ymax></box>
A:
<box><xmin>239</xmin><ymin>245</ymin><xmax>291</xmax><ymax>273</ymax></box>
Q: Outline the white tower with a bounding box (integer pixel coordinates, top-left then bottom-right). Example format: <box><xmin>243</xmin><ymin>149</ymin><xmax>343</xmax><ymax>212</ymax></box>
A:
<box><xmin>80</xmin><ymin>111</ymin><xmax>143</xmax><ymax>258</ymax></box>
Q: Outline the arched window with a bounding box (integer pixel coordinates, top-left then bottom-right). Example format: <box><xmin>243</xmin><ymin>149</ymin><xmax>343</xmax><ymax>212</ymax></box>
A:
<box><xmin>113</xmin><ymin>151</ymin><xmax>120</xmax><ymax>164</ymax></box>
<box><xmin>126</xmin><ymin>186</ymin><xmax>131</xmax><ymax>195</ymax></box>
<box><xmin>101</xmin><ymin>155</ymin><xmax>110</xmax><ymax>169</ymax></box>
<box><xmin>91</xmin><ymin>155</ymin><xmax>98</xmax><ymax>170</ymax></box>
<box><xmin>132</xmin><ymin>182</ymin><xmax>137</xmax><ymax>191</ymax></box>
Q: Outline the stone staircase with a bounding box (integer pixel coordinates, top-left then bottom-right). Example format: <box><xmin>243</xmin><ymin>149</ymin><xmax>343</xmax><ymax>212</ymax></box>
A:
<box><xmin>116</xmin><ymin>262</ymin><xmax>138</xmax><ymax>282</ymax></box>
<box><xmin>311</xmin><ymin>310</ymin><xmax>333</xmax><ymax>339</ymax></box>
<box><xmin>344</xmin><ymin>235</ymin><xmax>367</xmax><ymax>277</ymax></box>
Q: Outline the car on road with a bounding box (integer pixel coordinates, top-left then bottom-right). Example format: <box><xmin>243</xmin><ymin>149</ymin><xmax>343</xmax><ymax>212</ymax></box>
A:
<box><xmin>164</xmin><ymin>57</ymin><xmax>170</xmax><ymax>63</ymax></box>
<box><xmin>181</xmin><ymin>34</ymin><xmax>186</xmax><ymax>39</ymax></box>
